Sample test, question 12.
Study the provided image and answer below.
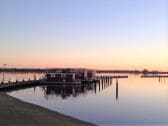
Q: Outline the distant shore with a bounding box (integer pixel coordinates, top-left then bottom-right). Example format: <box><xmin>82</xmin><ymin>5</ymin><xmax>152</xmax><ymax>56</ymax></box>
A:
<box><xmin>0</xmin><ymin>92</ymin><xmax>95</xmax><ymax>126</ymax></box>
<box><xmin>0</xmin><ymin>68</ymin><xmax>168</xmax><ymax>74</ymax></box>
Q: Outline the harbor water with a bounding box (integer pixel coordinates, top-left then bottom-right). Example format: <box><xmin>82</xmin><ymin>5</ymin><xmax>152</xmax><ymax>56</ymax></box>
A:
<box><xmin>5</xmin><ymin>72</ymin><xmax>168</xmax><ymax>125</ymax></box>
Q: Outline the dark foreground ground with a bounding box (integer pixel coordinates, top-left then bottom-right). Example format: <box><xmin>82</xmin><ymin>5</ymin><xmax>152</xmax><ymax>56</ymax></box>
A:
<box><xmin>0</xmin><ymin>93</ymin><xmax>96</xmax><ymax>126</ymax></box>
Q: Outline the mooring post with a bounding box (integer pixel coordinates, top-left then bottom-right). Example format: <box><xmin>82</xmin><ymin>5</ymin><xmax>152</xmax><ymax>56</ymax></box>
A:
<box><xmin>8</xmin><ymin>79</ymin><xmax>10</xmax><ymax>84</ymax></box>
<box><xmin>94</xmin><ymin>82</ymin><xmax>97</xmax><ymax>94</ymax></box>
<box><xmin>116</xmin><ymin>79</ymin><xmax>118</xmax><ymax>101</ymax></box>
<box><xmin>34</xmin><ymin>75</ymin><xmax>36</xmax><ymax>81</ymax></box>
<box><xmin>2</xmin><ymin>64</ymin><xmax>7</xmax><ymax>84</ymax></box>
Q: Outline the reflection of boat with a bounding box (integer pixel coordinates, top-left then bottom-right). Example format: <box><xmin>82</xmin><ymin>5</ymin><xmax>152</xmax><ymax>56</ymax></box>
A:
<box><xmin>45</xmin><ymin>69</ymin><xmax>96</xmax><ymax>85</ymax></box>
<box><xmin>41</xmin><ymin>77</ymin><xmax>114</xmax><ymax>99</ymax></box>
<box><xmin>42</xmin><ymin>84</ymin><xmax>97</xmax><ymax>99</ymax></box>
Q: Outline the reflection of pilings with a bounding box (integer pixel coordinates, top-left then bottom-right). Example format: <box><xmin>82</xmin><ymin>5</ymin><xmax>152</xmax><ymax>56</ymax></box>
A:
<box><xmin>104</xmin><ymin>78</ymin><xmax>106</xmax><ymax>88</ymax></box>
<box><xmin>107</xmin><ymin>77</ymin><xmax>109</xmax><ymax>86</ymax></box>
<box><xmin>99</xmin><ymin>81</ymin><xmax>101</xmax><ymax>92</ymax></box>
<box><xmin>72</xmin><ymin>86</ymin><xmax>75</xmax><ymax>96</ymax></box>
<box><xmin>116</xmin><ymin>79</ymin><xmax>118</xmax><ymax>101</ymax></box>
<box><xmin>159</xmin><ymin>76</ymin><xmax>163</xmax><ymax>84</ymax></box>
<box><xmin>102</xmin><ymin>79</ymin><xmax>104</xmax><ymax>90</ymax></box>
<box><xmin>44</xmin><ymin>83</ymin><xmax>102</xmax><ymax>100</ymax></box>
<box><xmin>110</xmin><ymin>78</ymin><xmax>112</xmax><ymax>85</ymax></box>
<box><xmin>95</xmin><ymin>83</ymin><xmax>97</xmax><ymax>94</ymax></box>
<box><xmin>81</xmin><ymin>84</ymin><xmax>85</xmax><ymax>92</ymax></box>
<box><xmin>61</xmin><ymin>88</ymin><xmax>65</xmax><ymax>99</ymax></box>
<box><xmin>159</xmin><ymin>77</ymin><xmax>166</xmax><ymax>84</ymax></box>
<box><xmin>99</xmin><ymin>77</ymin><xmax>114</xmax><ymax>91</ymax></box>
<box><xmin>34</xmin><ymin>86</ymin><xmax>36</xmax><ymax>93</ymax></box>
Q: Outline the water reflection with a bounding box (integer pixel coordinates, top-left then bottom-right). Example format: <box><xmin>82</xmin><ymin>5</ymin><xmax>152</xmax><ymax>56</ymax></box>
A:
<box><xmin>40</xmin><ymin>77</ymin><xmax>116</xmax><ymax>100</ymax></box>
<box><xmin>42</xmin><ymin>84</ymin><xmax>96</xmax><ymax>99</ymax></box>
<box><xmin>100</xmin><ymin>77</ymin><xmax>112</xmax><ymax>90</ymax></box>
<box><xmin>39</xmin><ymin>77</ymin><xmax>122</xmax><ymax>102</ymax></box>
<box><xmin>100</xmin><ymin>77</ymin><xmax>119</xmax><ymax>101</ymax></box>
<box><xmin>159</xmin><ymin>77</ymin><xmax>167</xmax><ymax>84</ymax></box>
<box><xmin>8</xmin><ymin>74</ymin><xmax>168</xmax><ymax>125</ymax></box>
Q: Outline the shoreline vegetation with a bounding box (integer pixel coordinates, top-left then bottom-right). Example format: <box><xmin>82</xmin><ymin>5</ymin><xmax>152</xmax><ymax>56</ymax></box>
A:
<box><xmin>0</xmin><ymin>68</ymin><xmax>167</xmax><ymax>74</ymax></box>
<box><xmin>0</xmin><ymin>93</ymin><xmax>96</xmax><ymax>126</ymax></box>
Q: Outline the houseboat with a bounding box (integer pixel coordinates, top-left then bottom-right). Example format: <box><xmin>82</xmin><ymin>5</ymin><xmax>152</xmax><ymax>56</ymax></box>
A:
<box><xmin>45</xmin><ymin>69</ymin><xmax>96</xmax><ymax>85</ymax></box>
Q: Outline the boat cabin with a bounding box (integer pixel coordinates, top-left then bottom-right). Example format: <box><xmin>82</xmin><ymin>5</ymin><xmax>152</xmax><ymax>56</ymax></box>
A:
<box><xmin>45</xmin><ymin>69</ymin><xmax>96</xmax><ymax>83</ymax></box>
<box><xmin>46</xmin><ymin>73</ymin><xmax>76</xmax><ymax>82</ymax></box>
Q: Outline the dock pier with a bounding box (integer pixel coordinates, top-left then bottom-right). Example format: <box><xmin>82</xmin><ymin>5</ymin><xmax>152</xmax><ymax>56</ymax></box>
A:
<box><xmin>97</xmin><ymin>75</ymin><xmax>128</xmax><ymax>80</ymax></box>
<box><xmin>0</xmin><ymin>79</ymin><xmax>42</xmax><ymax>91</ymax></box>
<box><xmin>0</xmin><ymin>75</ymin><xmax>129</xmax><ymax>91</ymax></box>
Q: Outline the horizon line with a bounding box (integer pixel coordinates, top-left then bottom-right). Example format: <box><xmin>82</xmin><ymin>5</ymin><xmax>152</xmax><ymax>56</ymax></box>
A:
<box><xmin>0</xmin><ymin>67</ymin><xmax>168</xmax><ymax>72</ymax></box>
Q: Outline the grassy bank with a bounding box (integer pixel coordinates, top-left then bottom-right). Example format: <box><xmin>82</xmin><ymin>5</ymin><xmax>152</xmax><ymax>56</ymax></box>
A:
<box><xmin>0</xmin><ymin>93</ymin><xmax>96</xmax><ymax>126</ymax></box>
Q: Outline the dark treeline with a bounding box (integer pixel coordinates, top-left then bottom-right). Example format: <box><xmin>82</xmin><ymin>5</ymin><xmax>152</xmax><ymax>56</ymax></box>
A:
<box><xmin>0</xmin><ymin>68</ymin><xmax>168</xmax><ymax>74</ymax></box>
<box><xmin>0</xmin><ymin>68</ymin><xmax>46</xmax><ymax>73</ymax></box>
<box><xmin>0</xmin><ymin>68</ymin><xmax>87</xmax><ymax>73</ymax></box>
<box><xmin>96</xmin><ymin>69</ymin><xmax>168</xmax><ymax>74</ymax></box>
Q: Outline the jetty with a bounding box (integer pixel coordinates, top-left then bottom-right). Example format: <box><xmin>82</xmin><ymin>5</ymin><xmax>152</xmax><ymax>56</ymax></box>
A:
<box><xmin>0</xmin><ymin>79</ymin><xmax>42</xmax><ymax>91</ymax></box>
<box><xmin>97</xmin><ymin>75</ymin><xmax>128</xmax><ymax>79</ymax></box>
<box><xmin>0</xmin><ymin>67</ymin><xmax>129</xmax><ymax>91</ymax></box>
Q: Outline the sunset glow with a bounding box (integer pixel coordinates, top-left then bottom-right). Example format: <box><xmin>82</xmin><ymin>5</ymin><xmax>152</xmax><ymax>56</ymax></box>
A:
<box><xmin>0</xmin><ymin>0</ymin><xmax>167</xmax><ymax>71</ymax></box>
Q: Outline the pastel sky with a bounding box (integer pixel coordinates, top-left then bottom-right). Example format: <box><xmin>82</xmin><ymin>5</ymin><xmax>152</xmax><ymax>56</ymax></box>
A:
<box><xmin>0</xmin><ymin>0</ymin><xmax>168</xmax><ymax>70</ymax></box>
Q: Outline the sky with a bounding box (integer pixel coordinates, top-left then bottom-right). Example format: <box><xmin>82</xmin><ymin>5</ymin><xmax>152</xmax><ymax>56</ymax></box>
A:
<box><xmin>0</xmin><ymin>0</ymin><xmax>168</xmax><ymax>70</ymax></box>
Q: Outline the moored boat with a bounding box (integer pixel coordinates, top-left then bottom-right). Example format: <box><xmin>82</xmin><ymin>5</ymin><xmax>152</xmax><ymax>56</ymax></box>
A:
<box><xmin>45</xmin><ymin>69</ymin><xmax>96</xmax><ymax>85</ymax></box>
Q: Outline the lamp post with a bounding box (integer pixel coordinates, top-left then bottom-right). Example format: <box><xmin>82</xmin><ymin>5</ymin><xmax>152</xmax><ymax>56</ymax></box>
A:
<box><xmin>2</xmin><ymin>64</ymin><xmax>7</xmax><ymax>83</ymax></box>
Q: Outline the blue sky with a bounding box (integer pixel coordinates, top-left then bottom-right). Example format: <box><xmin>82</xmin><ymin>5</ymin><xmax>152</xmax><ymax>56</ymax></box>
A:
<box><xmin>0</xmin><ymin>0</ymin><xmax>167</xmax><ymax>70</ymax></box>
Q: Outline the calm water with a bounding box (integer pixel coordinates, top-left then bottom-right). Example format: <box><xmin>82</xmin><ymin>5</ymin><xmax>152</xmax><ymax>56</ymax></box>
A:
<box><xmin>7</xmin><ymin>73</ymin><xmax>168</xmax><ymax>126</ymax></box>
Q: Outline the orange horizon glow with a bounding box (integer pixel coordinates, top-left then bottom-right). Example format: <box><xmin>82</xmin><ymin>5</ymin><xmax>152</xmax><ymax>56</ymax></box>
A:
<box><xmin>1</xmin><ymin>45</ymin><xmax>168</xmax><ymax>71</ymax></box>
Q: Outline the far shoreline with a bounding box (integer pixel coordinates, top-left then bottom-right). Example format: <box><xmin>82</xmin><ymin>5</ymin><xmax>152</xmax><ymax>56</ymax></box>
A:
<box><xmin>0</xmin><ymin>68</ymin><xmax>168</xmax><ymax>74</ymax></box>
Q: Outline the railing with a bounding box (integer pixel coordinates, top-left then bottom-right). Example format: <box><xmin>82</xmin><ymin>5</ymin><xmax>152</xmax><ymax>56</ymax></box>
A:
<box><xmin>0</xmin><ymin>75</ymin><xmax>45</xmax><ymax>84</ymax></box>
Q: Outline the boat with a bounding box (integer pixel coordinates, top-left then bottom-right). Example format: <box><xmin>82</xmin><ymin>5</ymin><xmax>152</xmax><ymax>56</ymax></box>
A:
<box><xmin>45</xmin><ymin>69</ymin><xmax>96</xmax><ymax>85</ymax></box>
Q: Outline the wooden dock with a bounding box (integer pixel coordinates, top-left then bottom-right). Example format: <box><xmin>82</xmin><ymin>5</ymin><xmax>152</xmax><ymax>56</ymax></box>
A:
<box><xmin>0</xmin><ymin>75</ymin><xmax>128</xmax><ymax>91</ymax></box>
<box><xmin>39</xmin><ymin>79</ymin><xmax>100</xmax><ymax>85</ymax></box>
<box><xmin>0</xmin><ymin>79</ymin><xmax>41</xmax><ymax>91</ymax></box>
<box><xmin>97</xmin><ymin>75</ymin><xmax>128</xmax><ymax>79</ymax></box>
<box><xmin>0</xmin><ymin>78</ymin><xmax>99</xmax><ymax>91</ymax></box>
